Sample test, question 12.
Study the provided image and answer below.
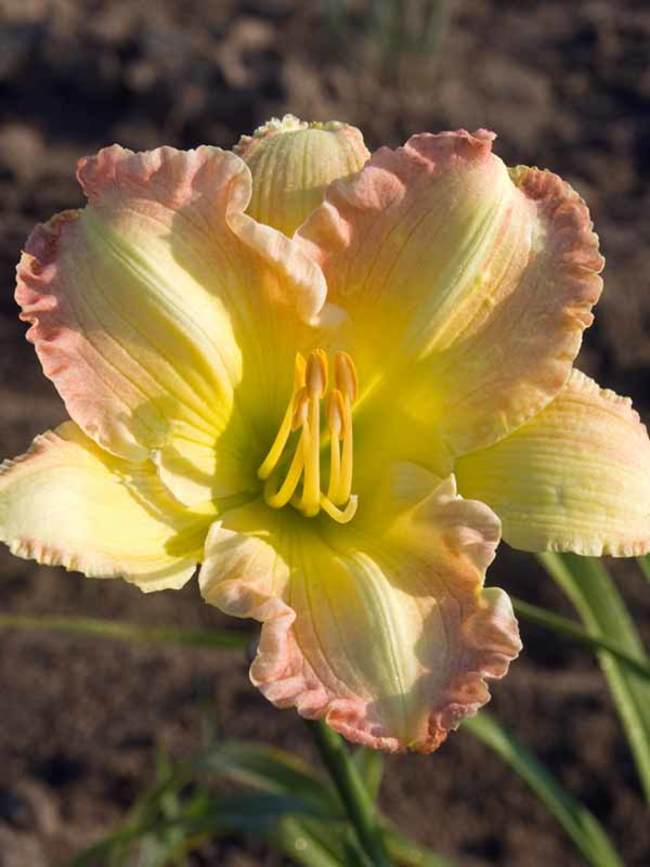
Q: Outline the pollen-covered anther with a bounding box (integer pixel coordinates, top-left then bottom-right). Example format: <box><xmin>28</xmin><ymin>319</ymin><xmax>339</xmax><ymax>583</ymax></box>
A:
<box><xmin>334</xmin><ymin>351</ymin><xmax>358</xmax><ymax>401</ymax></box>
<box><xmin>306</xmin><ymin>349</ymin><xmax>328</xmax><ymax>397</ymax></box>
<box><xmin>259</xmin><ymin>350</ymin><xmax>358</xmax><ymax>523</ymax></box>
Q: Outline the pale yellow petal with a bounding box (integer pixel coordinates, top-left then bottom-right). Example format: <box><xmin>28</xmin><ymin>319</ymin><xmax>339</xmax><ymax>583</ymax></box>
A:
<box><xmin>456</xmin><ymin>370</ymin><xmax>650</xmax><ymax>556</ymax></box>
<box><xmin>16</xmin><ymin>145</ymin><xmax>327</xmax><ymax>502</ymax></box>
<box><xmin>298</xmin><ymin>130</ymin><xmax>603</xmax><ymax>458</ymax></box>
<box><xmin>199</xmin><ymin>470</ymin><xmax>520</xmax><ymax>752</ymax></box>
<box><xmin>0</xmin><ymin>421</ymin><xmax>213</xmax><ymax>590</ymax></box>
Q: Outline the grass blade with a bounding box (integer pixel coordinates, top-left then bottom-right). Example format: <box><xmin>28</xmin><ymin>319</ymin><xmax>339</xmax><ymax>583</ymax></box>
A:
<box><xmin>511</xmin><ymin>596</ymin><xmax>650</xmax><ymax>679</ymax></box>
<box><xmin>464</xmin><ymin>712</ymin><xmax>622</xmax><ymax>867</ymax></box>
<box><xmin>271</xmin><ymin>816</ymin><xmax>349</xmax><ymax>867</ymax></box>
<box><xmin>636</xmin><ymin>555</ymin><xmax>650</xmax><ymax>583</ymax></box>
<box><xmin>0</xmin><ymin>614</ymin><xmax>250</xmax><ymax>650</ymax></box>
<box><xmin>197</xmin><ymin>741</ymin><xmax>343</xmax><ymax>818</ymax></box>
<box><xmin>538</xmin><ymin>552</ymin><xmax>650</xmax><ymax>802</ymax></box>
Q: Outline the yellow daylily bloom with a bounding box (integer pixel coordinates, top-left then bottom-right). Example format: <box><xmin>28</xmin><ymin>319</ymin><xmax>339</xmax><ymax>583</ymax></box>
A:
<box><xmin>5</xmin><ymin>113</ymin><xmax>641</xmax><ymax>753</ymax></box>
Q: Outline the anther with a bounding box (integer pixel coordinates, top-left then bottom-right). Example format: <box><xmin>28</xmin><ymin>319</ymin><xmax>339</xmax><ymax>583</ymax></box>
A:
<box><xmin>334</xmin><ymin>351</ymin><xmax>357</xmax><ymax>401</ymax></box>
<box><xmin>306</xmin><ymin>349</ymin><xmax>328</xmax><ymax>397</ymax></box>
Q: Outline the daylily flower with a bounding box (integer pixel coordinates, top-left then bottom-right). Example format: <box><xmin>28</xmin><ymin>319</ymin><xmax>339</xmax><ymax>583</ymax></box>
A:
<box><xmin>2</xmin><ymin>114</ymin><xmax>646</xmax><ymax>753</ymax></box>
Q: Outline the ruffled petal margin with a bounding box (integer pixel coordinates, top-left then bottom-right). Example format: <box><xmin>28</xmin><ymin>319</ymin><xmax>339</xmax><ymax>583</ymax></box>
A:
<box><xmin>199</xmin><ymin>472</ymin><xmax>520</xmax><ymax>752</ymax></box>
<box><xmin>456</xmin><ymin>369</ymin><xmax>650</xmax><ymax>557</ymax></box>
<box><xmin>298</xmin><ymin>130</ymin><xmax>604</xmax><ymax>457</ymax></box>
<box><xmin>15</xmin><ymin>145</ymin><xmax>327</xmax><ymax>504</ymax></box>
<box><xmin>0</xmin><ymin>421</ymin><xmax>212</xmax><ymax>590</ymax></box>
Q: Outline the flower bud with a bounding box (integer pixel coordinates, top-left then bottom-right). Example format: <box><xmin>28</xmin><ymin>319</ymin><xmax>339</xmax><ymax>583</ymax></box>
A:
<box><xmin>235</xmin><ymin>114</ymin><xmax>369</xmax><ymax>236</ymax></box>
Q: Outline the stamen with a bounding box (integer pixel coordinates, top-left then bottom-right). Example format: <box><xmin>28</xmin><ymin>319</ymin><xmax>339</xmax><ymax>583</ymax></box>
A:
<box><xmin>326</xmin><ymin>390</ymin><xmax>344</xmax><ymax>502</ymax></box>
<box><xmin>331</xmin><ymin>354</ymin><xmax>356</xmax><ymax>506</ymax></box>
<box><xmin>336</xmin><ymin>394</ymin><xmax>354</xmax><ymax>506</ymax></box>
<box><xmin>258</xmin><ymin>349</ymin><xmax>358</xmax><ymax>522</ymax></box>
<box><xmin>299</xmin><ymin>388</ymin><xmax>322</xmax><ymax>516</ymax></box>
<box><xmin>264</xmin><ymin>440</ymin><xmax>305</xmax><ymax>508</ymax></box>
<box><xmin>320</xmin><ymin>493</ymin><xmax>358</xmax><ymax>524</ymax></box>
<box><xmin>258</xmin><ymin>353</ymin><xmax>306</xmax><ymax>480</ymax></box>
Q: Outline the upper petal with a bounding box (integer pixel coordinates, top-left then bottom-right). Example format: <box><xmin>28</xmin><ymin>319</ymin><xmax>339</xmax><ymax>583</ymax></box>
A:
<box><xmin>15</xmin><ymin>145</ymin><xmax>327</xmax><ymax>502</ymax></box>
<box><xmin>456</xmin><ymin>369</ymin><xmax>650</xmax><ymax>556</ymax></box>
<box><xmin>235</xmin><ymin>115</ymin><xmax>370</xmax><ymax>236</ymax></box>
<box><xmin>0</xmin><ymin>421</ymin><xmax>212</xmax><ymax>590</ymax></box>
<box><xmin>198</xmin><ymin>471</ymin><xmax>520</xmax><ymax>752</ymax></box>
<box><xmin>298</xmin><ymin>130</ymin><xmax>604</xmax><ymax>456</ymax></box>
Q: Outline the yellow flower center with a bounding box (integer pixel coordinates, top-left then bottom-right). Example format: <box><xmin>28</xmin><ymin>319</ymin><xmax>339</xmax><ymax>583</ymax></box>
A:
<box><xmin>257</xmin><ymin>350</ymin><xmax>358</xmax><ymax>524</ymax></box>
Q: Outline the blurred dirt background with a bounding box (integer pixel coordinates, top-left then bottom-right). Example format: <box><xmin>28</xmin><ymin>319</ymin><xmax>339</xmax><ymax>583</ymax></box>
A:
<box><xmin>0</xmin><ymin>0</ymin><xmax>649</xmax><ymax>864</ymax></box>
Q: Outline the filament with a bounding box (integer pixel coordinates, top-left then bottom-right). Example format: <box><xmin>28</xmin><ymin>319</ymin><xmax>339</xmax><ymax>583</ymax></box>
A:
<box><xmin>258</xmin><ymin>353</ymin><xmax>306</xmax><ymax>480</ymax></box>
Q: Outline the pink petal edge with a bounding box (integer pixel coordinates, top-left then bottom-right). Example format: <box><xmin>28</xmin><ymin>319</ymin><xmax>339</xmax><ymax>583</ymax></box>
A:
<box><xmin>203</xmin><ymin>480</ymin><xmax>521</xmax><ymax>753</ymax></box>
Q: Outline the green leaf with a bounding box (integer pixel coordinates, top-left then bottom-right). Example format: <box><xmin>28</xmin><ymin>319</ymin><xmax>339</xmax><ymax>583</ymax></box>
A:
<box><xmin>271</xmin><ymin>816</ymin><xmax>350</xmax><ymax>867</ymax></box>
<box><xmin>0</xmin><ymin>614</ymin><xmax>251</xmax><ymax>650</ymax></box>
<box><xmin>383</xmin><ymin>829</ymin><xmax>456</xmax><ymax>867</ymax></box>
<box><xmin>464</xmin><ymin>712</ymin><xmax>622</xmax><ymax>867</ymax></box>
<box><xmin>538</xmin><ymin>552</ymin><xmax>650</xmax><ymax>803</ymax></box>
<box><xmin>197</xmin><ymin>741</ymin><xmax>343</xmax><ymax>818</ymax></box>
<box><xmin>511</xmin><ymin>596</ymin><xmax>650</xmax><ymax>680</ymax></box>
<box><xmin>194</xmin><ymin>792</ymin><xmax>329</xmax><ymax>830</ymax></box>
<box><xmin>636</xmin><ymin>555</ymin><xmax>650</xmax><ymax>583</ymax></box>
<box><xmin>73</xmin><ymin>792</ymin><xmax>331</xmax><ymax>866</ymax></box>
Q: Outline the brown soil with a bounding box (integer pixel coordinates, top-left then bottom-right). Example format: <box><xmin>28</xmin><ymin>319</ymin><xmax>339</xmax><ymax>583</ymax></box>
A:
<box><xmin>0</xmin><ymin>1</ymin><xmax>649</xmax><ymax>864</ymax></box>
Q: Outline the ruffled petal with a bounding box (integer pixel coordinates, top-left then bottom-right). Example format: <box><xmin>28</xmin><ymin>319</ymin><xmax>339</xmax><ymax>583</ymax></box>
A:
<box><xmin>199</xmin><ymin>471</ymin><xmax>520</xmax><ymax>752</ymax></box>
<box><xmin>16</xmin><ymin>145</ymin><xmax>327</xmax><ymax>503</ymax></box>
<box><xmin>0</xmin><ymin>421</ymin><xmax>212</xmax><ymax>590</ymax></box>
<box><xmin>298</xmin><ymin>130</ymin><xmax>604</xmax><ymax>457</ymax></box>
<box><xmin>456</xmin><ymin>370</ymin><xmax>650</xmax><ymax>556</ymax></box>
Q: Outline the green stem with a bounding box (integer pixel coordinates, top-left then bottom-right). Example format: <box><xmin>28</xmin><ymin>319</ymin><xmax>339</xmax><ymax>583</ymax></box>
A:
<box><xmin>511</xmin><ymin>597</ymin><xmax>650</xmax><ymax>679</ymax></box>
<box><xmin>307</xmin><ymin>720</ymin><xmax>392</xmax><ymax>867</ymax></box>
<box><xmin>0</xmin><ymin>614</ymin><xmax>250</xmax><ymax>651</ymax></box>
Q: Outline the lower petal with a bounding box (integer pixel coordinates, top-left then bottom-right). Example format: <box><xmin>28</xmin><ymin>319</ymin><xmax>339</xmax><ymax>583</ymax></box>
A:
<box><xmin>199</xmin><ymin>473</ymin><xmax>520</xmax><ymax>752</ymax></box>
<box><xmin>456</xmin><ymin>369</ymin><xmax>650</xmax><ymax>556</ymax></box>
<box><xmin>0</xmin><ymin>421</ymin><xmax>212</xmax><ymax>590</ymax></box>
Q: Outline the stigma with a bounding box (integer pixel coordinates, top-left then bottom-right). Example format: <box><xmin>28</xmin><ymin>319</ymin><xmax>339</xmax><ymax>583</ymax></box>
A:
<box><xmin>258</xmin><ymin>350</ymin><xmax>358</xmax><ymax>524</ymax></box>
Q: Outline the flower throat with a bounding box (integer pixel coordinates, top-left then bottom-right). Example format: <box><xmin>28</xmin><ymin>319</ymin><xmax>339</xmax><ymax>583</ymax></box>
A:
<box><xmin>258</xmin><ymin>350</ymin><xmax>357</xmax><ymax>524</ymax></box>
